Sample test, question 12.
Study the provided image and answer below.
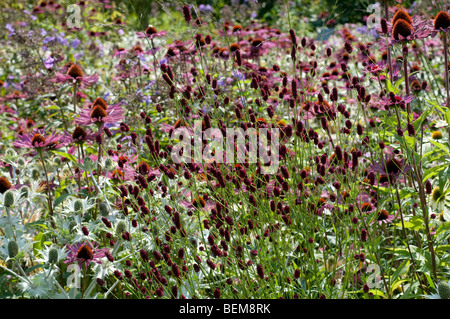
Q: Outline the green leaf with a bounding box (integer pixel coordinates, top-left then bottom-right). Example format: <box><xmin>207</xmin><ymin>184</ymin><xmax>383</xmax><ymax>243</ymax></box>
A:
<box><xmin>429</xmin><ymin>140</ymin><xmax>449</xmax><ymax>156</ymax></box>
<box><xmin>445</xmin><ymin>110</ymin><xmax>450</xmax><ymax>127</ymax></box>
<box><xmin>391</xmin><ymin>260</ymin><xmax>410</xmax><ymax>284</ymax></box>
<box><xmin>403</xmin><ymin>135</ymin><xmax>415</xmax><ymax>149</ymax></box>
<box><xmin>422</xmin><ymin>164</ymin><xmax>446</xmax><ymax>183</ymax></box>
<box><xmin>368</xmin><ymin>289</ymin><xmax>385</xmax><ymax>298</ymax></box>
<box><xmin>53</xmin><ymin>193</ymin><xmax>72</xmax><ymax>209</ymax></box>
<box><xmin>386</xmin><ymin>77</ymin><xmax>400</xmax><ymax>95</ymax></box>
<box><xmin>435</xmin><ymin>222</ymin><xmax>450</xmax><ymax>236</ymax></box>
<box><xmin>25</xmin><ymin>263</ymin><xmax>44</xmax><ymax>274</ymax></box>
<box><xmin>33</xmin><ymin>232</ymin><xmax>44</xmax><ymax>254</ymax></box>
<box><xmin>391</xmin><ymin>279</ymin><xmax>408</xmax><ymax>294</ymax></box>
<box><xmin>394</xmin><ymin>216</ymin><xmax>423</xmax><ymax>231</ymax></box>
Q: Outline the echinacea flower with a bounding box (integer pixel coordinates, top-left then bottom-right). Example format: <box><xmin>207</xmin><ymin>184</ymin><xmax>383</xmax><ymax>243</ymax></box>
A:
<box><xmin>13</xmin><ymin>129</ymin><xmax>67</xmax><ymax>152</ymax></box>
<box><xmin>64</xmin><ymin>241</ymin><xmax>108</xmax><ymax>269</ymax></box>
<box><xmin>431</xmin><ymin>11</ymin><xmax>450</xmax><ymax>35</ymax></box>
<box><xmin>75</xmin><ymin>99</ymin><xmax>124</xmax><ymax>127</ymax></box>
<box><xmin>0</xmin><ymin>176</ymin><xmax>12</xmax><ymax>194</ymax></box>
<box><xmin>52</xmin><ymin>64</ymin><xmax>99</xmax><ymax>88</ymax></box>
<box><xmin>70</xmin><ymin>126</ymin><xmax>97</xmax><ymax>144</ymax></box>
<box><xmin>369</xmin><ymin>155</ymin><xmax>410</xmax><ymax>186</ymax></box>
<box><xmin>136</xmin><ymin>26</ymin><xmax>167</xmax><ymax>39</ymax></box>
<box><xmin>4</xmin><ymin>90</ymin><xmax>27</xmax><ymax>100</ymax></box>
<box><xmin>371</xmin><ymin>209</ymin><xmax>396</xmax><ymax>225</ymax></box>
<box><xmin>379</xmin><ymin>8</ymin><xmax>433</xmax><ymax>47</ymax></box>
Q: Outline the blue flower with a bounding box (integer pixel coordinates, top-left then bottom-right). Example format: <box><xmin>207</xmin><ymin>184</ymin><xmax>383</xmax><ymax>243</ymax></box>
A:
<box><xmin>70</xmin><ymin>39</ymin><xmax>81</xmax><ymax>49</ymax></box>
<box><xmin>44</xmin><ymin>57</ymin><xmax>54</xmax><ymax>69</ymax></box>
<box><xmin>199</xmin><ymin>4</ymin><xmax>214</xmax><ymax>13</ymax></box>
<box><xmin>231</xmin><ymin>70</ymin><xmax>245</xmax><ymax>81</ymax></box>
<box><xmin>43</xmin><ymin>36</ymin><xmax>55</xmax><ymax>44</ymax></box>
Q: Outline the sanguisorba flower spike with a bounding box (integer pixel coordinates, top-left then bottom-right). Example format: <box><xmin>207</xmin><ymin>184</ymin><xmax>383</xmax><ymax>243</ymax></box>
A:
<box><xmin>431</xmin><ymin>11</ymin><xmax>450</xmax><ymax>107</ymax></box>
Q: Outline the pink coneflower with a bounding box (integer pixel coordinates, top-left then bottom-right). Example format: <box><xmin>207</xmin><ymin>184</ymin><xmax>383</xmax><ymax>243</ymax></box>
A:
<box><xmin>70</xmin><ymin>126</ymin><xmax>96</xmax><ymax>144</ymax></box>
<box><xmin>381</xmin><ymin>9</ymin><xmax>432</xmax><ymax>46</ymax></box>
<box><xmin>13</xmin><ymin>129</ymin><xmax>67</xmax><ymax>152</ymax></box>
<box><xmin>372</xmin><ymin>209</ymin><xmax>395</xmax><ymax>225</ymax></box>
<box><xmin>64</xmin><ymin>241</ymin><xmax>109</xmax><ymax>269</ymax></box>
<box><xmin>431</xmin><ymin>11</ymin><xmax>450</xmax><ymax>34</ymax></box>
<box><xmin>369</xmin><ymin>154</ymin><xmax>410</xmax><ymax>186</ymax></box>
<box><xmin>136</xmin><ymin>26</ymin><xmax>167</xmax><ymax>39</ymax></box>
<box><xmin>75</xmin><ymin>100</ymin><xmax>124</xmax><ymax>127</ymax></box>
<box><xmin>52</xmin><ymin>64</ymin><xmax>99</xmax><ymax>88</ymax></box>
<box><xmin>4</xmin><ymin>90</ymin><xmax>27</xmax><ymax>100</ymax></box>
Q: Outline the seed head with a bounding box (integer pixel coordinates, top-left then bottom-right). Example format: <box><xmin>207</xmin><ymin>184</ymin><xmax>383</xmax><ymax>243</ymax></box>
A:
<box><xmin>48</xmin><ymin>247</ymin><xmax>59</xmax><ymax>263</ymax></box>
<box><xmin>0</xmin><ymin>177</ymin><xmax>12</xmax><ymax>194</ymax></box>
<box><xmin>434</xmin><ymin>11</ymin><xmax>450</xmax><ymax>30</ymax></box>
<box><xmin>67</xmin><ymin>64</ymin><xmax>83</xmax><ymax>78</ymax></box>
<box><xmin>432</xmin><ymin>131</ymin><xmax>443</xmax><ymax>140</ymax></box>
<box><xmin>432</xmin><ymin>186</ymin><xmax>442</xmax><ymax>202</ymax></box>
<box><xmin>145</xmin><ymin>26</ymin><xmax>157</xmax><ymax>35</ymax></box>
<box><xmin>116</xmin><ymin>220</ymin><xmax>126</xmax><ymax>234</ymax></box>
<box><xmin>392</xmin><ymin>9</ymin><xmax>412</xmax><ymax>26</ymax></box>
<box><xmin>31</xmin><ymin>134</ymin><xmax>46</xmax><ymax>147</ymax></box>
<box><xmin>438</xmin><ymin>281</ymin><xmax>450</xmax><ymax>299</ymax></box>
<box><xmin>392</xmin><ymin>19</ymin><xmax>414</xmax><ymax>40</ymax></box>
<box><xmin>92</xmin><ymin>97</ymin><xmax>108</xmax><ymax>110</ymax></box>
<box><xmin>8</xmin><ymin>240</ymin><xmax>19</xmax><ymax>258</ymax></box>
<box><xmin>90</xmin><ymin>104</ymin><xmax>107</xmax><ymax>120</ymax></box>
<box><xmin>3</xmin><ymin>190</ymin><xmax>14</xmax><ymax>207</ymax></box>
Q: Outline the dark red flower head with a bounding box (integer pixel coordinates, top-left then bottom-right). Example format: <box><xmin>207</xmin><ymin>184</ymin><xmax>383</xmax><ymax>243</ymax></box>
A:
<box><xmin>31</xmin><ymin>133</ymin><xmax>46</xmax><ymax>146</ymax></box>
<box><xmin>72</xmin><ymin>126</ymin><xmax>87</xmax><ymax>141</ymax></box>
<box><xmin>90</xmin><ymin>104</ymin><xmax>107</xmax><ymax>120</ymax></box>
<box><xmin>0</xmin><ymin>177</ymin><xmax>12</xmax><ymax>194</ymax></box>
<box><xmin>77</xmin><ymin>244</ymin><xmax>94</xmax><ymax>260</ymax></box>
<box><xmin>67</xmin><ymin>64</ymin><xmax>83</xmax><ymax>78</ymax></box>
<box><xmin>434</xmin><ymin>11</ymin><xmax>450</xmax><ymax>30</ymax></box>
<box><xmin>392</xmin><ymin>19</ymin><xmax>414</xmax><ymax>40</ymax></box>
<box><xmin>145</xmin><ymin>26</ymin><xmax>158</xmax><ymax>35</ymax></box>
<box><xmin>392</xmin><ymin>9</ymin><xmax>412</xmax><ymax>26</ymax></box>
<box><xmin>251</xmin><ymin>38</ymin><xmax>263</xmax><ymax>47</ymax></box>
<box><xmin>230</xmin><ymin>43</ymin><xmax>240</xmax><ymax>52</ymax></box>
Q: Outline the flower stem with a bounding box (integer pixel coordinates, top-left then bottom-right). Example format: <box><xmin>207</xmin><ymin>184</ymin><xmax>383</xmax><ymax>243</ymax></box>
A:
<box><xmin>403</xmin><ymin>51</ymin><xmax>412</xmax><ymax>118</ymax></box>
<box><xmin>39</xmin><ymin>149</ymin><xmax>56</xmax><ymax>229</ymax></box>
<box><xmin>73</xmin><ymin>84</ymin><xmax>78</xmax><ymax>114</ymax></box>
<box><xmin>443</xmin><ymin>33</ymin><xmax>449</xmax><ymax>107</ymax></box>
<box><xmin>384</xmin><ymin>1</ymin><xmax>394</xmax><ymax>82</ymax></box>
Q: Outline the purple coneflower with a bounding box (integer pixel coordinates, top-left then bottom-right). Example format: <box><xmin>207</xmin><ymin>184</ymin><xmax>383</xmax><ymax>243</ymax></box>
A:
<box><xmin>64</xmin><ymin>241</ymin><xmax>108</xmax><ymax>269</ymax></box>
<box><xmin>372</xmin><ymin>209</ymin><xmax>395</xmax><ymax>225</ymax></box>
<box><xmin>52</xmin><ymin>64</ymin><xmax>99</xmax><ymax>88</ymax></box>
<box><xmin>75</xmin><ymin>99</ymin><xmax>124</xmax><ymax>128</ymax></box>
<box><xmin>13</xmin><ymin>129</ymin><xmax>67</xmax><ymax>152</ymax></box>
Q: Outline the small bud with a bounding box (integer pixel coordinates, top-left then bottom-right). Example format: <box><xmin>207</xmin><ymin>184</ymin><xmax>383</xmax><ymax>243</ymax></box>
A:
<box><xmin>438</xmin><ymin>281</ymin><xmax>450</xmax><ymax>299</ymax></box>
<box><xmin>48</xmin><ymin>247</ymin><xmax>59</xmax><ymax>263</ymax></box>
<box><xmin>116</xmin><ymin>220</ymin><xmax>126</xmax><ymax>234</ymax></box>
<box><xmin>8</xmin><ymin>240</ymin><xmax>19</xmax><ymax>258</ymax></box>
<box><xmin>99</xmin><ymin>202</ymin><xmax>109</xmax><ymax>216</ymax></box>
<box><xmin>74</xmin><ymin>199</ymin><xmax>84</xmax><ymax>212</ymax></box>
<box><xmin>3</xmin><ymin>190</ymin><xmax>14</xmax><ymax>207</ymax></box>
